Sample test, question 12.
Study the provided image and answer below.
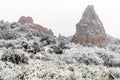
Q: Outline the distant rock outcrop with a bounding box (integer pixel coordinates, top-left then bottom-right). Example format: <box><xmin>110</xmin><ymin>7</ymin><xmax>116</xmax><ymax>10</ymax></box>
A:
<box><xmin>18</xmin><ymin>16</ymin><xmax>33</xmax><ymax>24</ymax></box>
<box><xmin>18</xmin><ymin>16</ymin><xmax>54</xmax><ymax>35</ymax></box>
<box><xmin>72</xmin><ymin>5</ymin><xmax>108</xmax><ymax>47</ymax></box>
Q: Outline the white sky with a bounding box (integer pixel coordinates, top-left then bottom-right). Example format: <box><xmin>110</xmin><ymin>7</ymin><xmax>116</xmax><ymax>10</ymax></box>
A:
<box><xmin>0</xmin><ymin>0</ymin><xmax>120</xmax><ymax>38</ymax></box>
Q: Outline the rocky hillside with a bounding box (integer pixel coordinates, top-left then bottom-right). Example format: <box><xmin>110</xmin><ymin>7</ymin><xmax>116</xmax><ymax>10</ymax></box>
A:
<box><xmin>0</xmin><ymin>20</ymin><xmax>120</xmax><ymax>80</ymax></box>
<box><xmin>0</xmin><ymin>5</ymin><xmax>120</xmax><ymax>80</ymax></box>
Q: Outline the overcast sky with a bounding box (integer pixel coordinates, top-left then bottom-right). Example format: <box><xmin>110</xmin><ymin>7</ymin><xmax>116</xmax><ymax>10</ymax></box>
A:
<box><xmin>0</xmin><ymin>0</ymin><xmax>120</xmax><ymax>38</ymax></box>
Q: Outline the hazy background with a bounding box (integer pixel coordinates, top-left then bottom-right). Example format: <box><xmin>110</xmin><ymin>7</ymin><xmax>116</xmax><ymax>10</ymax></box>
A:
<box><xmin>0</xmin><ymin>0</ymin><xmax>120</xmax><ymax>38</ymax></box>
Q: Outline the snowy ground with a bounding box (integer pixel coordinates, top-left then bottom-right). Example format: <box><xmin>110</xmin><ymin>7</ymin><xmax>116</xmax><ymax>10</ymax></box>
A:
<box><xmin>1</xmin><ymin>46</ymin><xmax>120</xmax><ymax>80</ymax></box>
<box><xmin>0</xmin><ymin>21</ymin><xmax>120</xmax><ymax>80</ymax></box>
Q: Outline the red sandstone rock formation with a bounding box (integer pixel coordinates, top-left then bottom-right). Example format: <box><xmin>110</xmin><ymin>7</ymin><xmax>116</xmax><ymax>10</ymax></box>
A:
<box><xmin>18</xmin><ymin>16</ymin><xmax>54</xmax><ymax>35</ymax></box>
<box><xmin>31</xmin><ymin>24</ymin><xmax>54</xmax><ymax>35</ymax></box>
<box><xmin>18</xmin><ymin>16</ymin><xmax>33</xmax><ymax>24</ymax></box>
<box><xmin>72</xmin><ymin>5</ymin><xmax>108</xmax><ymax>47</ymax></box>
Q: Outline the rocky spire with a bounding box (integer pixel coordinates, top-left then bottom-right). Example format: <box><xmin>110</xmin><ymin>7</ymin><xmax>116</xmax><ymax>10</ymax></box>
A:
<box><xmin>81</xmin><ymin>5</ymin><xmax>98</xmax><ymax>22</ymax></box>
<box><xmin>72</xmin><ymin>5</ymin><xmax>108</xmax><ymax>47</ymax></box>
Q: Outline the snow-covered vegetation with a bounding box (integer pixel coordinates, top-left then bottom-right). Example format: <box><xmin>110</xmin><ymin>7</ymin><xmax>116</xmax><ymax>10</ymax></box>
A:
<box><xmin>0</xmin><ymin>20</ymin><xmax>120</xmax><ymax>80</ymax></box>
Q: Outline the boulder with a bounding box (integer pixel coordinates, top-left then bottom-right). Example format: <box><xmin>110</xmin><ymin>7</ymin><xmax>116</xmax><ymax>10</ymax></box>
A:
<box><xmin>72</xmin><ymin>5</ymin><xmax>108</xmax><ymax>47</ymax></box>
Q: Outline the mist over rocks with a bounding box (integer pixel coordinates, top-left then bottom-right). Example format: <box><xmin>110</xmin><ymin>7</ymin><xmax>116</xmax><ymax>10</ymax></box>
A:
<box><xmin>0</xmin><ymin>5</ymin><xmax>120</xmax><ymax>80</ymax></box>
<box><xmin>72</xmin><ymin>5</ymin><xmax>108</xmax><ymax>47</ymax></box>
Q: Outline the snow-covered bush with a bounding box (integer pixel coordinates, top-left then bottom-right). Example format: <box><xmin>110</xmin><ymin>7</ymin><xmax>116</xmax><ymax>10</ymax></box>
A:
<box><xmin>58</xmin><ymin>34</ymin><xmax>72</xmax><ymax>44</ymax></box>
<box><xmin>107</xmin><ymin>34</ymin><xmax>120</xmax><ymax>45</ymax></box>
<box><xmin>53</xmin><ymin>45</ymin><xmax>63</xmax><ymax>54</ymax></box>
<box><xmin>2</xmin><ymin>31</ymin><xmax>21</xmax><ymax>40</ymax></box>
<box><xmin>0</xmin><ymin>20</ymin><xmax>10</xmax><ymax>30</ymax></box>
<box><xmin>1</xmin><ymin>49</ymin><xmax>28</xmax><ymax>64</ymax></box>
<box><xmin>17</xmin><ymin>25</ymin><xmax>31</xmax><ymax>33</ymax></box>
<box><xmin>40</xmin><ymin>35</ymin><xmax>56</xmax><ymax>46</ymax></box>
<box><xmin>10</xmin><ymin>22</ymin><xmax>20</xmax><ymax>29</ymax></box>
<box><xmin>31</xmin><ymin>42</ymin><xmax>41</xmax><ymax>54</ymax></box>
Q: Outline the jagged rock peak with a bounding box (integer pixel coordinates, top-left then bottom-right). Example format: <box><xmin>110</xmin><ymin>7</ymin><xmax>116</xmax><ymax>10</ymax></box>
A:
<box><xmin>72</xmin><ymin>5</ymin><xmax>108</xmax><ymax>47</ymax></box>
<box><xmin>79</xmin><ymin>5</ymin><xmax>102</xmax><ymax>26</ymax></box>
<box><xmin>81</xmin><ymin>5</ymin><xmax>98</xmax><ymax>20</ymax></box>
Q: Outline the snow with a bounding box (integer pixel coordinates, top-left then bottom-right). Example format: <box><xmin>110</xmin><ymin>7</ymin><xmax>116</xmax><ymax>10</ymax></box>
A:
<box><xmin>0</xmin><ymin>21</ymin><xmax>120</xmax><ymax>79</ymax></box>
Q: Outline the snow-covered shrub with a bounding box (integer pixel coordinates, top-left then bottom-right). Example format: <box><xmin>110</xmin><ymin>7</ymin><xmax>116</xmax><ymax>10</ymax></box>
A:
<box><xmin>108</xmin><ymin>58</ymin><xmax>120</xmax><ymax>67</ymax></box>
<box><xmin>21</xmin><ymin>41</ymin><xmax>30</xmax><ymax>51</ymax></box>
<box><xmin>107</xmin><ymin>44</ymin><xmax>119</xmax><ymax>51</ymax></box>
<box><xmin>107</xmin><ymin>34</ymin><xmax>120</xmax><ymax>45</ymax></box>
<box><xmin>18</xmin><ymin>25</ymin><xmax>31</xmax><ymax>33</ymax></box>
<box><xmin>58</xmin><ymin>34</ymin><xmax>67</xmax><ymax>43</ymax></box>
<box><xmin>0</xmin><ymin>20</ymin><xmax>57</xmax><ymax>51</ymax></box>
<box><xmin>10</xmin><ymin>22</ymin><xmax>20</xmax><ymax>29</ymax></box>
<box><xmin>5</xmin><ymin>42</ymin><xmax>14</xmax><ymax>49</ymax></box>
<box><xmin>31</xmin><ymin>42</ymin><xmax>41</xmax><ymax>54</ymax></box>
<box><xmin>1</xmin><ymin>49</ymin><xmax>28</xmax><ymax>64</ymax></box>
<box><xmin>53</xmin><ymin>46</ymin><xmax>63</xmax><ymax>54</ymax></box>
<box><xmin>0</xmin><ymin>71</ymin><xmax>11</xmax><ymax>80</ymax></box>
<box><xmin>68</xmin><ymin>74</ymin><xmax>76</xmax><ymax>80</ymax></box>
<box><xmin>76</xmin><ymin>53</ymin><xmax>104</xmax><ymax>65</ymax></box>
<box><xmin>50</xmin><ymin>45</ymin><xmax>63</xmax><ymax>54</ymax></box>
<box><xmin>61</xmin><ymin>44</ymin><xmax>104</xmax><ymax>65</ymax></box>
<box><xmin>2</xmin><ymin>31</ymin><xmax>21</xmax><ymax>40</ymax></box>
<box><xmin>58</xmin><ymin>34</ymin><xmax>72</xmax><ymax>44</ymax></box>
<box><xmin>40</xmin><ymin>35</ymin><xmax>56</xmax><ymax>46</ymax></box>
<box><xmin>58</xmin><ymin>42</ymin><xmax>70</xmax><ymax>49</ymax></box>
<box><xmin>15</xmin><ymin>73</ymin><xmax>26</xmax><ymax>80</ymax></box>
<box><xmin>95</xmin><ymin>49</ymin><xmax>120</xmax><ymax>67</ymax></box>
<box><xmin>83</xmin><ymin>43</ymin><xmax>94</xmax><ymax>47</ymax></box>
<box><xmin>0</xmin><ymin>20</ymin><xmax>10</xmax><ymax>30</ymax></box>
<box><xmin>30</xmin><ymin>30</ymin><xmax>43</xmax><ymax>37</ymax></box>
<box><xmin>47</xmin><ymin>49</ymin><xmax>54</xmax><ymax>54</ymax></box>
<box><xmin>25</xmin><ymin>32</ymin><xmax>34</xmax><ymax>40</ymax></box>
<box><xmin>0</xmin><ymin>21</ymin><xmax>22</xmax><ymax>40</ymax></box>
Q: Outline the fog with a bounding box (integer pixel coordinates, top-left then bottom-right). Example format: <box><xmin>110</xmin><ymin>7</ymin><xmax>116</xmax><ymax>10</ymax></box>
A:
<box><xmin>0</xmin><ymin>0</ymin><xmax>120</xmax><ymax>38</ymax></box>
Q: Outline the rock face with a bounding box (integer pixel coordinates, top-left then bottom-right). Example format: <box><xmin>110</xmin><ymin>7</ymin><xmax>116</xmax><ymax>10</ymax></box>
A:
<box><xmin>18</xmin><ymin>16</ymin><xmax>54</xmax><ymax>35</ymax></box>
<box><xmin>72</xmin><ymin>5</ymin><xmax>108</xmax><ymax>47</ymax></box>
<box><xmin>18</xmin><ymin>16</ymin><xmax>33</xmax><ymax>24</ymax></box>
<box><xmin>32</xmin><ymin>24</ymin><xmax>54</xmax><ymax>35</ymax></box>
